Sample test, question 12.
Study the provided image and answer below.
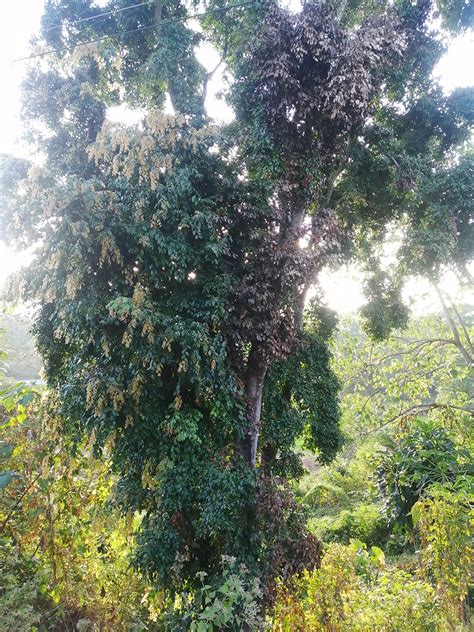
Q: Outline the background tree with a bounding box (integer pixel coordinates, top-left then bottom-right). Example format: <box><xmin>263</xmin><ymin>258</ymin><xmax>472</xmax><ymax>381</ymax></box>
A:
<box><xmin>0</xmin><ymin>314</ymin><xmax>42</xmax><ymax>382</ymax></box>
<box><xmin>1</xmin><ymin>0</ymin><xmax>473</xmax><ymax>601</ymax></box>
<box><xmin>333</xmin><ymin>295</ymin><xmax>474</xmax><ymax>443</ymax></box>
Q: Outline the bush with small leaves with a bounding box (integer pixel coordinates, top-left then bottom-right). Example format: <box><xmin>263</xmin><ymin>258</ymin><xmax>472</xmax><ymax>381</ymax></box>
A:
<box><xmin>413</xmin><ymin>486</ymin><xmax>473</xmax><ymax>625</ymax></box>
<box><xmin>308</xmin><ymin>502</ymin><xmax>388</xmax><ymax>548</ymax></box>
<box><xmin>271</xmin><ymin>542</ymin><xmax>446</xmax><ymax>631</ymax></box>
<box><xmin>272</xmin><ymin>544</ymin><xmax>358</xmax><ymax>630</ymax></box>
<box><xmin>162</xmin><ymin>556</ymin><xmax>263</xmax><ymax>631</ymax></box>
<box><xmin>0</xmin><ymin>380</ymin><xmax>155</xmax><ymax>630</ymax></box>
<box><xmin>0</xmin><ymin>540</ymin><xmax>59</xmax><ymax>632</ymax></box>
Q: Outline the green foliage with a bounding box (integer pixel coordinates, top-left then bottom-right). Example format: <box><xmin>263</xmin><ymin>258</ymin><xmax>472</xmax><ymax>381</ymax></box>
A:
<box><xmin>271</xmin><ymin>542</ymin><xmax>444</xmax><ymax>631</ymax></box>
<box><xmin>360</xmin><ymin>265</ymin><xmax>409</xmax><ymax>341</ymax></box>
<box><xmin>413</xmin><ymin>486</ymin><xmax>474</xmax><ymax>624</ymax></box>
<box><xmin>297</xmin><ymin>439</ymin><xmax>389</xmax><ymax>547</ymax></box>
<box><xmin>162</xmin><ymin>556</ymin><xmax>263</xmax><ymax>631</ymax></box>
<box><xmin>338</xmin><ymin>83</ymin><xmax>474</xmax><ymax>297</ymax></box>
<box><xmin>1</xmin><ymin>298</ymin><xmax>473</xmax><ymax>629</ymax></box>
<box><xmin>0</xmin><ymin>381</ymin><xmax>155</xmax><ymax>630</ymax></box>
<box><xmin>262</xmin><ymin>331</ymin><xmax>343</xmax><ymax>476</ymax></box>
<box><xmin>349</xmin><ymin>567</ymin><xmax>442</xmax><ymax>631</ymax></box>
<box><xmin>2</xmin><ymin>0</ymin><xmax>473</xmax><ymax>608</ymax></box>
<box><xmin>274</xmin><ymin>543</ymin><xmax>358</xmax><ymax>630</ymax></box>
<box><xmin>332</xmin><ymin>308</ymin><xmax>474</xmax><ymax>442</ymax></box>
<box><xmin>309</xmin><ymin>503</ymin><xmax>388</xmax><ymax>548</ymax></box>
<box><xmin>399</xmin><ymin>150</ymin><xmax>474</xmax><ymax>278</ymax></box>
<box><xmin>348</xmin><ymin>538</ymin><xmax>386</xmax><ymax>580</ymax></box>
<box><xmin>374</xmin><ymin>419</ymin><xmax>472</xmax><ymax>530</ymax></box>
<box><xmin>0</xmin><ymin>542</ymin><xmax>54</xmax><ymax>632</ymax></box>
<box><xmin>303</xmin><ymin>480</ymin><xmax>350</xmax><ymax>509</ymax></box>
<box><xmin>285</xmin><ymin>303</ymin><xmax>474</xmax><ymax>628</ymax></box>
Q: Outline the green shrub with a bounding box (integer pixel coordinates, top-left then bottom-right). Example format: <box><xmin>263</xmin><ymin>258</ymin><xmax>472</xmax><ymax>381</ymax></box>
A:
<box><xmin>308</xmin><ymin>502</ymin><xmax>388</xmax><ymax>547</ymax></box>
<box><xmin>162</xmin><ymin>556</ymin><xmax>263</xmax><ymax>631</ymax></box>
<box><xmin>413</xmin><ymin>486</ymin><xmax>473</xmax><ymax>625</ymax></box>
<box><xmin>351</xmin><ymin>568</ymin><xmax>441</xmax><ymax>631</ymax></box>
<box><xmin>374</xmin><ymin>420</ymin><xmax>472</xmax><ymax>531</ymax></box>
<box><xmin>0</xmin><ymin>541</ymin><xmax>59</xmax><ymax>632</ymax></box>
<box><xmin>0</xmin><ymin>387</ymin><xmax>154</xmax><ymax>630</ymax></box>
<box><xmin>349</xmin><ymin>503</ymin><xmax>387</xmax><ymax>543</ymax></box>
<box><xmin>303</xmin><ymin>481</ymin><xmax>350</xmax><ymax>509</ymax></box>
<box><xmin>297</xmin><ymin>446</ymin><xmax>373</xmax><ymax>509</ymax></box>
<box><xmin>272</xmin><ymin>543</ymin><xmax>357</xmax><ymax>631</ymax></box>
<box><xmin>271</xmin><ymin>543</ymin><xmax>445</xmax><ymax>631</ymax></box>
<box><xmin>307</xmin><ymin>514</ymin><xmax>335</xmax><ymax>539</ymax></box>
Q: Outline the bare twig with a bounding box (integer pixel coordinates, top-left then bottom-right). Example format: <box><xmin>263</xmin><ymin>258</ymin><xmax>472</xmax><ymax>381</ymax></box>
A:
<box><xmin>433</xmin><ymin>282</ymin><xmax>473</xmax><ymax>365</ymax></box>
<box><xmin>0</xmin><ymin>471</ymin><xmax>42</xmax><ymax>534</ymax></box>
<box><xmin>361</xmin><ymin>403</ymin><xmax>474</xmax><ymax>439</ymax></box>
<box><xmin>444</xmin><ymin>292</ymin><xmax>474</xmax><ymax>355</ymax></box>
<box><xmin>203</xmin><ymin>22</ymin><xmax>229</xmax><ymax>104</ymax></box>
<box><xmin>336</xmin><ymin>0</ymin><xmax>349</xmax><ymax>24</ymax></box>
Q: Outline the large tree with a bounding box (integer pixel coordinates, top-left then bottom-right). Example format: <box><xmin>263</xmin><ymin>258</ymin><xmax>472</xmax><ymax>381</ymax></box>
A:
<box><xmin>1</xmin><ymin>0</ymin><xmax>473</xmax><ymax>598</ymax></box>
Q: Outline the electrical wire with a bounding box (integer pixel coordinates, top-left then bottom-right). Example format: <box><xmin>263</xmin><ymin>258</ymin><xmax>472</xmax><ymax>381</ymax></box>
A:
<box><xmin>12</xmin><ymin>1</ymin><xmax>254</xmax><ymax>64</ymax></box>
<box><xmin>43</xmin><ymin>1</ymin><xmax>155</xmax><ymax>33</ymax></box>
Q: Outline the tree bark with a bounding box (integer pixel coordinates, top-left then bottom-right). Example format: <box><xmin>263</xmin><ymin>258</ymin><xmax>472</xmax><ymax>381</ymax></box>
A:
<box><xmin>154</xmin><ymin>0</ymin><xmax>163</xmax><ymax>24</ymax></box>
<box><xmin>243</xmin><ymin>345</ymin><xmax>267</xmax><ymax>467</ymax></box>
<box><xmin>294</xmin><ymin>283</ymin><xmax>310</xmax><ymax>332</ymax></box>
<box><xmin>336</xmin><ymin>0</ymin><xmax>349</xmax><ymax>24</ymax></box>
<box><xmin>240</xmin><ymin>192</ymin><xmax>308</xmax><ymax>467</ymax></box>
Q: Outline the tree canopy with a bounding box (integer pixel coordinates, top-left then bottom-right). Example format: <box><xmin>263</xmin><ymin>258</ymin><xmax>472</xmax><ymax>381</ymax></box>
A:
<box><xmin>1</xmin><ymin>0</ymin><xmax>473</xmax><ymax>600</ymax></box>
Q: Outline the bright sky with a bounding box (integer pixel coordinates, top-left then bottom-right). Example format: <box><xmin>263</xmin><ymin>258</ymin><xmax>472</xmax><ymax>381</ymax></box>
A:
<box><xmin>0</xmin><ymin>1</ymin><xmax>473</xmax><ymax>312</ymax></box>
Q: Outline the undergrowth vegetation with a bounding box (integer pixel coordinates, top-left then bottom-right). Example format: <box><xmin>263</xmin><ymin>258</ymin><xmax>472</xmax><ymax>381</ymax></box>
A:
<box><xmin>273</xmin><ymin>542</ymin><xmax>443</xmax><ymax>631</ymax></box>
<box><xmin>0</xmin><ymin>358</ymin><xmax>156</xmax><ymax>631</ymax></box>
<box><xmin>1</xmin><ymin>306</ymin><xmax>473</xmax><ymax>630</ymax></box>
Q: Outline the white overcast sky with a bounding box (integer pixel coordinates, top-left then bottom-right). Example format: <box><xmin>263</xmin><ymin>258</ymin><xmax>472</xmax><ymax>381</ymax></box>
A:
<box><xmin>0</xmin><ymin>1</ymin><xmax>473</xmax><ymax>312</ymax></box>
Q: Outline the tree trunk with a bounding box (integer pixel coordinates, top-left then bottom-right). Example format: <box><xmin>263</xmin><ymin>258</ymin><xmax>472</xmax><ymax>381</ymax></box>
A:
<box><xmin>154</xmin><ymin>0</ymin><xmax>163</xmax><ymax>24</ymax></box>
<box><xmin>243</xmin><ymin>345</ymin><xmax>267</xmax><ymax>467</ymax></box>
<box><xmin>154</xmin><ymin>0</ymin><xmax>179</xmax><ymax>111</ymax></box>
<box><xmin>294</xmin><ymin>284</ymin><xmax>310</xmax><ymax>333</ymax></box>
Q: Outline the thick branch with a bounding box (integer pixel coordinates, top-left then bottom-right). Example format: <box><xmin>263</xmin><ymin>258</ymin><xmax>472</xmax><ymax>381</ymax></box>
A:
<box><xmin>202</xmin><ymin>25</ymin><xmax>229</xmax><ymax>104</ymax></box>
<box><xmin>294</xmin><ymin>158</ymin><xmax>348</xmax><ymax>332</ymax></box>
<box><xmin>154</xmin><ymin>0</ymin><xmax>163</xmax><ymax>23</ymax></box>
<box><xmin>444</xmin><ymin>292</ymin><xmax>474</xmax><ymax>355</ymax></box>
<box><xmin>386</xmin><ymin>403</ymin><xmax>474</xmax><ymax>426</ymax></box>
<box><xmin>294</xmin><ymin>284</ymin><xmax>310</xmax><ymax>332</ymax></box>
<box><xmin>336</xmin><ymin>0</ymin><xmax>349</xmax><ymax>24</ymax></box>
<box><xmin>462</xmin><ymin>265</ymin><xmax>473</xmax><ymax>284</ymax></box>
<box><xmin>323</xmin><ymin>161</ymin><xmax>346</xmax><ymax>209</ymax></box>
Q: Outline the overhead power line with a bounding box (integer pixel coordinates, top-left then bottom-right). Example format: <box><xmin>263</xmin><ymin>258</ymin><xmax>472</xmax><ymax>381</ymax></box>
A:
<box><xmin>43</xmin><ymin>1</ymin><xmax>155</xmax><ymax>33</ymax></box>
<box><xmin>12</xmin><ymin>1</ymin><xmax>254</xmax><ymax>64</ymax></box>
